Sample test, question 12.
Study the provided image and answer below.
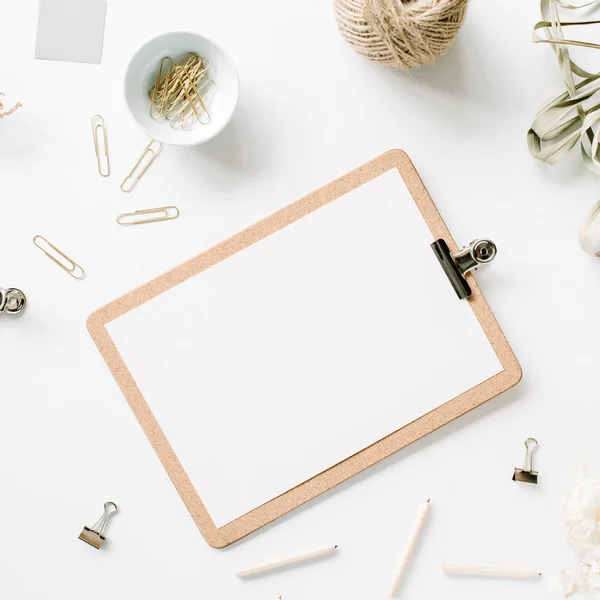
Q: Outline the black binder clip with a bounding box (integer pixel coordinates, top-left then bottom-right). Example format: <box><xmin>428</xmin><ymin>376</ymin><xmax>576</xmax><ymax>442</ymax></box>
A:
<box><xmin>513</xmin><ymin>438</ymin><xmax>539</xmax><ymax>484</ymax></box>
<box><xmin>431</xmin><ymin>239</ymin><xmax>497</xmax><ymax>300</ymax></box>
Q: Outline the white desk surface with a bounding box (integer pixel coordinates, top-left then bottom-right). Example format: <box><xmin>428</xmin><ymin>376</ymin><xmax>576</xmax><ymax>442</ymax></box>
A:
<box><xmin>1</xmin><ymin>1</ymin><xmax>599</xmax><ymax>599</ymax></box>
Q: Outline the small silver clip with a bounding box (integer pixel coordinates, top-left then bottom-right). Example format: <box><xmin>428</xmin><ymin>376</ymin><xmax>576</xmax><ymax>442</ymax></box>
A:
<box><xmin>513</xmin><ymin>438</ymin><xmax>539</xmax><ymax>484</ymax></box>
<box><xmin>452</xmin><ymin>239</ymin><xmax>497</xmax><ymax>273</ymax></box>
<box><xmin>431</xmin><ymin>238</ymin><xmax>497</xmax><ymax>300</ymax></box>
<box><xmin>0</xmin><ymin>287</ymin><xmax>26</xmax><ymax>315</ymax></box>
<box><xmin>79</xmin><ymin>502</ymin><xmax>118</xmax><ymax>549</ymax></box>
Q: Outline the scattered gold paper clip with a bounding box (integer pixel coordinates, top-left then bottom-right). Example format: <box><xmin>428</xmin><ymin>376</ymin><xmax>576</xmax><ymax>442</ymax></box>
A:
<box><xmin>91</xmin><ymin>115</ymin><xmax>110</xmax><ymax>177</ymax></box>
<box><xmin>117</xmin><ymin>206</ymin><xmax>180</xmax><ymax>226</ymax></box>
<box><xmin>120</xmin><ymin>139</ymin><xmax>163</xmax><ymax>193</ymax></box>
<box><xmin>33</xmin><ymin>235</ymin><xmax>85</xmax><ymax>279</ymax></box>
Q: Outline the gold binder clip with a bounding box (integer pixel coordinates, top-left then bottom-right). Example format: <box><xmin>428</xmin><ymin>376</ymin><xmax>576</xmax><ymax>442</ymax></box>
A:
<box><xmin>33</xmin><ymin>235</ymin><xmax>85</xmax><ymax>280</ymax></box>
<box><xmin>513</xmin><ymin>438</ymin><xmax>539</xmax><ymax>484</ymax></box>
<box><xmin>91</xmin><ymin>115</ymin><xmax>110</xmax><ymax>177</ymax></box>
<box><xmin>117</xmin><ymin>206</ymin><xmax>180</xmax><ymax>226</ymax></box>
<box><xmin>120</xmin><ymin>140</ymin><xmax>163</xmax><ymax>193</ymax></box>
<box><xmin>79</xmin><ymin>502</ymin><xmax>118</xmax><ymax>549</ymax></box>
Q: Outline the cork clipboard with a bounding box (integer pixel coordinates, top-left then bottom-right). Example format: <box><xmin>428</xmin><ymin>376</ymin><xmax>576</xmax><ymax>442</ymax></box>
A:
<box><xmin>87</xmin><ymin>150</ymin><xmax>521</xmax><ymax>548</ymax></box>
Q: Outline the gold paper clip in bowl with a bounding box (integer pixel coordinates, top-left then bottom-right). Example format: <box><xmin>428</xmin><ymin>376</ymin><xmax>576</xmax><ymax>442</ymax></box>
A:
<box><xmin>79</xmin><ymin>502</ymin><xmax>118</xmax><ymax>550</ymax></box>
<box><xmin>117</xmin><ymin>206</ymin><xmax>180</xmax><ymax>226</ymax></box>
<box><xmin>150</xmin><ymin>57</ymin><xmax>173</xmax><ymax>120</ymax></box>
<box><xmin>33</xmin><ymin>235</ymin><xmax>85</xmax><ymax>280</ymax></box>
<box><xmin>91</xmin><ymin>115</ymin><xmax>110</xmax><ymax>177</ymax></box>
<box><xmin>121</xmin><ymin>139</ymin><xmax>163</xmax><ymax>193</ymax></box>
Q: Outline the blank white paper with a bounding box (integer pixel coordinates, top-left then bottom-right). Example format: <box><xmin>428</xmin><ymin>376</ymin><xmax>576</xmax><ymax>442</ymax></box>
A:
<box><xmin>107</xmin><ymin>168</ymin><xmax>503</xmax><ymax>527</ymax></box>
<box><xmin>35</xmin><ymin>0</ymin><xmax>107</xmax><ymax>65</ymax></box>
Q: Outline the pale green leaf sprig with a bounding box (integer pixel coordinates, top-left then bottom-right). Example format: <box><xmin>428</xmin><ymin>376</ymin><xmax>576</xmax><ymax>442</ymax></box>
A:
<box><xmin>528</xmin><ymin>0</ymin><xmax>600</xmax><ymax>174</ymax></box>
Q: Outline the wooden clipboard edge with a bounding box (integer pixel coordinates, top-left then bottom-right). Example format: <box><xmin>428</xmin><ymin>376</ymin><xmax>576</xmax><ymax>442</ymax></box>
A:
<box><xmin>87</xmin><ymin>149</ymin><xmax>522</xmax><ymax>549</ymax></box>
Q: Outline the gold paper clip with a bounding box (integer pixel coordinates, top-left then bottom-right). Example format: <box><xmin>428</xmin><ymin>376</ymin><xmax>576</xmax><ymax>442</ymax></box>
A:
<box><xmin>79</xmin><ymin>502</ymin><xmax>118</xmax><ymax>550</ymax></box>
<box><xmin>117</xmin><ymin>206</ymin><xmax>180</xmax><ymax>226</ymax></box>
<box><xmin>148</xmin><ymin>53</ymin><xmax>215</xmax><ymax>129</ymax></box>
<box><xmin>513</xmin><ymin>437</ymin><xmax>539</xmax><ymax>484</ymax></box>
<box><xmin>33</xmin><ymin>235</ymin><xmax>85</xmax><ymax>279</ymax></box>
<box><xmin>149</xmin><ymin>53</ymin><xmax>200</xmax><ymax>103</ymax></box>
<box><xmin>172</xmin><ymin>80</ymin><xmax>216</xmax><ymax>130</ymax></box>
<box><xmin>91</xmin><ymin>115</ymin><xmax>110</xmax><ymax>177</ymax></box>
<box><xmin>120</xmin><ymin>140</ymin><xmax>163</xmax><ymax>193</ymax></box>
<box><xmin>150</xmin><ymin>57</ymin><xmax>173</xmax><ymax>120</ymax></box>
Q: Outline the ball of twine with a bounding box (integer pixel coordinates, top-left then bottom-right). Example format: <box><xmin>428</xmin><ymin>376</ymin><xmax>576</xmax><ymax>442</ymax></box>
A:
<box><xmin>334</xmin><ymin>0</ymin><xmax>468</xmax><ymax>70</ymax></box>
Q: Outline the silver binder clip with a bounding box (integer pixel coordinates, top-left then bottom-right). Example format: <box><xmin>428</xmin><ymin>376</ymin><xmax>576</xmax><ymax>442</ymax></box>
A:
<box><xmin>0</xmin><ymin>287</ymin><xmax>26</xmax><ymax>315</ymax></box>
<box><xmin>513</xmin><ymin>438</ymin><xmax>539</xmax><ymax>484</ymax></box>
<box><xmin>79</xmin><ymin>502</ymin><xmax>118</xmax><ymax>549</ymax></box>
<box><xmin>431</xmin><ymin>239</ymin><xmax>497</xmax><ymax>300</ymax></box>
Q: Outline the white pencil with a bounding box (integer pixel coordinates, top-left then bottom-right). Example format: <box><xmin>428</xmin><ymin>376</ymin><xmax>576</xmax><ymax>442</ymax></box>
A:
<box><xmin>390</xmin><ymin>498</ymin><xmax>431</xmax><ymax>597</ymax></box>
<box><xmin>442</xmin><ymin>565</ymin><xmax>542</xmax><ymax>579</ymax></box>
<box><xmin>236</xmin><ymin>545</ymin><xmax>338</xmax><ymax>578</ymax></box>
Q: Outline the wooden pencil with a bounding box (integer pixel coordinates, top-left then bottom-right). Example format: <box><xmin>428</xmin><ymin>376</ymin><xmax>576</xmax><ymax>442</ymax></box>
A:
<box><xmin>442</xmin><ymin>564</ymin><xmax>542</xmax><ymax>579</ymax></box>
<box><xmin>236</xmin><ymin>545</ymin><xmax>338</xmax><ymax>578</ymax></box>
<box><xmin>390</xmin><ymin>498</ymin><xmax>431</xmax><ymax>596</ymax></box>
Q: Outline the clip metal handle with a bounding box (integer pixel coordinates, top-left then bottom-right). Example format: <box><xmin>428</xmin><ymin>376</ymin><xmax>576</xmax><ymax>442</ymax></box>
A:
<box><xmin>452</xmin><ymin>240</ymin><xmax>497</xmax><ymax>274</ymax></box>
<box><xmin>0</xmin><ymin>287</ymin><xmax>26</xmax><ymax>315</ymax></box>
<box><xmin>431</xmin><ymin>239</ymin><xmax>497</xmax><ymax>300</ymax></box>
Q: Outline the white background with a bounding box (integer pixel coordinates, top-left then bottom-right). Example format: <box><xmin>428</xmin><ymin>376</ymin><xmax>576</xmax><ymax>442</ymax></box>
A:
<box><xmin>2</xmin><ymin>1</ymin><xmax>600</xmax><ymax>599</ymax></box>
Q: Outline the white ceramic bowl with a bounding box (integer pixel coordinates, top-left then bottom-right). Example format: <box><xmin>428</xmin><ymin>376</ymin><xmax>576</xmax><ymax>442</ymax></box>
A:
<box><xmin>124</xmin><ymin>32</ymin><xmax>239</xmax><ymax>147</ymax></box>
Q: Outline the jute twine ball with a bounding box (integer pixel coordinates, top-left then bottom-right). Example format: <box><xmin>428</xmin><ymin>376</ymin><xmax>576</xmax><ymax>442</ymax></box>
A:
<box><xmin>334</xmin><ymin>0</ymin><xmax>468</xmax><ymax>70</ymax></box>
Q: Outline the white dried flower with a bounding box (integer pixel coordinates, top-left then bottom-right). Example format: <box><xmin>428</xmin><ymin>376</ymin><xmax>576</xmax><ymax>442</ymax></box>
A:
<box><xmin>564</xmin><ymin>469</ymin><xmax>600</xmax><ymax>562</ymax></box>
<box><xmin>559</xmin><ymin>468</ymin><xmax>600</xmax><ymax>597</ymax></box>
<box><xmin>557</xmin><ymin>567</ymin><xmax>589</xmax><ymax>598</ymax></box>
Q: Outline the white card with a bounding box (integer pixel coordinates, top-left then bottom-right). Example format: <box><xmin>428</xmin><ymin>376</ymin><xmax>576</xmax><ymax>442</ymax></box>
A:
<box><xmin>35</xmin><ymin>0</ymin><xmax>107</xmax><ymax>65</ymax></box>
<box><xmin>107</xmin><ymin>169</ymin><xmax>503</xmax><ymax>528</ymax></box>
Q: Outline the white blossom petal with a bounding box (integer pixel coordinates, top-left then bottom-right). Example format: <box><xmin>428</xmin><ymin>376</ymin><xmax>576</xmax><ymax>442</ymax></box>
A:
<box><xmin>559</xmin><ymin>468</ymin><xmax>600</xmax><ymax>596</ymax></box>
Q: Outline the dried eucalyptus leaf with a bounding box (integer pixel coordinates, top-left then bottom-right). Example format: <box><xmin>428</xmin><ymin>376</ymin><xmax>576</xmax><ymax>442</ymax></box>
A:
<box><xmin>528</xmin><ymin>0</ymin><xmax>600</xmax><ymax>172</ymax></box>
